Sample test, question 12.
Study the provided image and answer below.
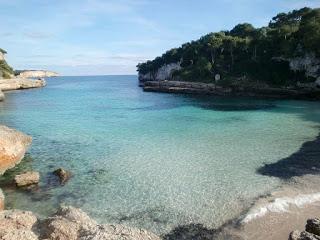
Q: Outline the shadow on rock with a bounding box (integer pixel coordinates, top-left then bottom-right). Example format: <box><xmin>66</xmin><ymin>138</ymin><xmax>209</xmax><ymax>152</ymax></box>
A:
<box><xmin>257</xmin><ymin>133</ymin><xmax>320</xmax><ymax>179</ymax></box>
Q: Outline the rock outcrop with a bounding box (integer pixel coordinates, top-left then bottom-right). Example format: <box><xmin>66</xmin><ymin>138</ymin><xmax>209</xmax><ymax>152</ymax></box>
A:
<box><xmin>0</xmin><ymin>206</ymin><xmax>161</xmax><ymax>240</ymax></box>
<box><xmin>0</xmin><ymin>78</ymin><xmax>46</xmax><ymax>91</ymax></box>
<box><xmin>290</xmin><ymin>218</ymin><xmax>320</xmax><ymax>240</ymax></box>
<box><xmin>14</xmin><ymin>171</ymin><xmax>40</xmax><ymax>187</ymax></box>
<box><xmin>139</xmin><ymin>62</ymin><xmax>181</xmax><ymax>85</ymax></box>
<box><xmin>0</xmin><ymin>125</ymin><xmax>32</xmax><ymax>175</ymax></box>
<box><xmin>142</xmin><ymin>80</ymin><xmax>320</xmax><ymax>99</ymax></box>
<box><xmin>17</xmin><ymin>70</ymin><xmax>58</xmax><ymax>78</ymax></box>
<box><xmin>290</xmin><ymin>53</ymin><xmax>320</xmax><ymax>80</ymax></box>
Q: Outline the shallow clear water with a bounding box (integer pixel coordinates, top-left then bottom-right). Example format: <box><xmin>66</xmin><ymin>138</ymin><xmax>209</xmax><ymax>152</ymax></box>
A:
<box><xmin>1</xmin><ymin>75</ymin><xmax>320</xmax><ymax>234</ymax></box>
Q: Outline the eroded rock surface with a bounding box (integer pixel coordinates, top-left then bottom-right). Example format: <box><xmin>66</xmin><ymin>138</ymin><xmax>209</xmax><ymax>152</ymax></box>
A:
<box><xmin>40</xmin><ymin>206</ymin><xmax>161</xmax><ymax>240</ymax></box>
<box><xmin>0</xmin><ymin>78</ymin><xmax>46</xmax><ymax>91</ymax></box>
<box><xmin>0</xmin><ymin>125</ymin><xmax>32</xmax><ymax>174</ymax></box>
<box><xmin>17</xmin><ymin>70</ymin><xmax>58</xmax><ymax>78</ymax></box>
<box><xmin>0</xmin><ymin>206</ymin><xmax>160</xmax><ymax>240</ymax></box>
<box><xmin>14</xmin><ymin>171</ymin><xmax>40</xmax><ymax>187</ymax></box>
<box><xmin>0</xmin><ymin>209</ymin><xmax>38</xmax><ymax>240</ymax></box>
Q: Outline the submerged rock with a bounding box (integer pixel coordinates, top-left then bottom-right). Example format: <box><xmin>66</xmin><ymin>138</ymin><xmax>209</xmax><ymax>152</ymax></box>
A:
<box><xmin>0</xmin><ymin>189</ymin><xmax>4</xmax><ymax>210</ymax></box>
<box><xmin>53</xmin><ymin>168</ymin><xmax>71</xmax><ymax>184</ymax></box>
<box><xmin>14</xmin><ymin>171</ymin><xmax>40</xmax><ymax>187</ymax></box>
<box><xmin>0</xmin><ymin>125</ymin><xmax>32</xmax><ymax>174</ymax></box>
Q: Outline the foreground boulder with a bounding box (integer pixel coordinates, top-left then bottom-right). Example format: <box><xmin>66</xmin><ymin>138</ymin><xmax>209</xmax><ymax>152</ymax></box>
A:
<box><xmin>53</xmin><ymin>168</ymin><xmax>71</xmax><ymax>184</ymax></box>
<box><xmin>0</xmin><ymin>125</ymin><xmax>32</xmax><ymax>174</ymax></box>
<box><xmin>14</xmin><ymin>171</ymin><xmax>40</xmax><ymax>187</ymax></box>
<box><xmin>0</xmin><ymin>209</ymin><xmax>38</xmax><ymax>240</ymax></box>
<box><xmin>0</xmin><ymin>206</ymin><xmax>160</xmax><ymax>240</ymax></box>
<box><xmin>290</xmin><ymin>218</ymin><xmax>320</xmax><ymax>240</ymax></box>
<box><xmin>40</xmin><ymin>206</ymin><xmax>161</xmax><ymax>240</ymax></box>
<box><xmin>306</xmin><ymin>219</ymin><xmax>320</xmax><ymax>236</ymax></box>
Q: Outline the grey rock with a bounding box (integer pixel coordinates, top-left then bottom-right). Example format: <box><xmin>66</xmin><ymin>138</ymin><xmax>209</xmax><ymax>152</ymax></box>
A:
<box><xmin>306</xmin><ymin>219</ymin><xmax>320</xmax><ymax>236</ymax></box>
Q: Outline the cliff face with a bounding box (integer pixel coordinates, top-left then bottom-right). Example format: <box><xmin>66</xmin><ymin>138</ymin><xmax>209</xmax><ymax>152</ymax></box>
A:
<box><xmin>290</xmin><ymin>53</ymin><xmax>320</xmax><ymax>79</ymax></box>
<box><xmin>138</xmin><ymin>63</ymin><xmax>181</xmax><ymax>85</ymax></box>
<box><xmin>17</xmin><ymin>70</ymin><xmax>59</xmax><ymax>78</ymax></box>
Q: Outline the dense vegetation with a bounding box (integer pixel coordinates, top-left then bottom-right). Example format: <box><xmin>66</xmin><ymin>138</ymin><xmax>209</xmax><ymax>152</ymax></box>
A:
<box><xmin>137</xmin><ymin>7</ymin><xmax>320</xmax><ymax>86</ymax></box>
<box><xmin>0</xmin><ymin>48</ymin><xmax>14</xmax><ymax>79</ymax></box>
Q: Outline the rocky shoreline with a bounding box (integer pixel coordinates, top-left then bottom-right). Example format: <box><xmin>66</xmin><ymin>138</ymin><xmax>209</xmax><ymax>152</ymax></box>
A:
<box><xmin>141</xmin><ymin>80</ymin><xmax>320</xmax><ymax>100</ymax></box>
<box><xmin>0</xmin><ymin>77</ymin><xmax>46</xmax><ymax>101</ymax></box>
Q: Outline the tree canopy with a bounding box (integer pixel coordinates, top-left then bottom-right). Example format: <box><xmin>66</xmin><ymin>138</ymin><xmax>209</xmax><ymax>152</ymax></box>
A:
<box><xmin>137</xmin><ymin>7</ymin><xmax>320</xmax><ymax>86</ymax></box>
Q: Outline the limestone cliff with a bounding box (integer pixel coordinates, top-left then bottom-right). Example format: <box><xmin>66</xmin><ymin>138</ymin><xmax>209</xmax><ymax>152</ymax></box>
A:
<box><xmin>17</xmin><ymin>70</ymin><xmax>59</xmax><ymax>78</ymax></box>
<box><xmin>289</xmin><ymin>53</ymin><xmax>320</xmax><ymax>87</ymax></box>
<box><xmin>138</xmin><ymin>62</ymin><xmax>181</xmax><ymax>85</ymax></box>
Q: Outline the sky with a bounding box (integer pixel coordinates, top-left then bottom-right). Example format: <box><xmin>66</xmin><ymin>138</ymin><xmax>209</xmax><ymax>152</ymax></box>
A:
<box><xmin>1</xmin><ymin>0</ymin><xmax>319</xmax><ymax>76</ymax></box>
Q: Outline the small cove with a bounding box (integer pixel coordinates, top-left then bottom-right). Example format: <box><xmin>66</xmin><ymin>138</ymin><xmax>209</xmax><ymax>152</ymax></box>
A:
<box><xmin>1</xmin><ymin>75</ymin><xmax>320</xmax><ymax>235</ymax></box>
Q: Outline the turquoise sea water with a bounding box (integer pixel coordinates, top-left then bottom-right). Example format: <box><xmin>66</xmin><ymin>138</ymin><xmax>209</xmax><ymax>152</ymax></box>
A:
<box><xmin>1</xmin><ymin>75</ymin><xmax>320</xmax><ymax>234</ymax></box>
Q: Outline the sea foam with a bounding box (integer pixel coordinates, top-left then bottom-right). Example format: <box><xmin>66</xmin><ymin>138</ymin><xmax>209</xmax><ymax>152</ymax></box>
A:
<box><xmin>242</xmin><ymin>192</ymin><xmax>320</xmax><ymax>223</ymax></box>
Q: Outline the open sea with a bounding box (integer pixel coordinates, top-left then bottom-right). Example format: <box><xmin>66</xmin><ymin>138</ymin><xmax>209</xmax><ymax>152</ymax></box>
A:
<box><xmin>1</xmin><ymin>75</ymin><xmax>320</xmax><ymax>235</ymax></box>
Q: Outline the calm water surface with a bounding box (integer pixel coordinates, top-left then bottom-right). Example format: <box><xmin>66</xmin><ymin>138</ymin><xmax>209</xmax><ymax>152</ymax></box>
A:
<box><xmin>1</xmin><ymin>75</ymin><xmax>320</xmax><ymax>234</ymax></box>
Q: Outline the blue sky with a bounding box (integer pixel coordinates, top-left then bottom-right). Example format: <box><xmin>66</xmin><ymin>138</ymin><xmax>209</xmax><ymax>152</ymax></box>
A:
<box><xmin>1</xmin><ymin>0</ymin><xmax>319</xmax><ymax>76</ymax></box>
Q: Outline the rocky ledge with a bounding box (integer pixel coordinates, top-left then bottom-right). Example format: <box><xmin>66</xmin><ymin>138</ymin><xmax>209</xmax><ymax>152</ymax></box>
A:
<box><xmin>142</xmin><ymin>80</ymin><xmax>320</xmax><ymax>100</ymax></box>
<box><xmin>0</xmin><ymin>78</ymin><xmax>46</xmax><ymax>91</ymax></box>
<box><xmin>0</xmin><ymin>78</ymin><xmax>46</xmax><ymax>101</ymax></box>
<box><xmin>16</xmin><ymin>70</ymin><xmax>58</xmax><ymax>78</ymax></box>
<box><xmin>0</xmin><ymin>205</ymin><xmax>160</xmax><ymax>240</ymax></box>
<box><xmin>0</xmin><ymin>125</ymin><xmax>32</xmax><ymax>174</ymax></box>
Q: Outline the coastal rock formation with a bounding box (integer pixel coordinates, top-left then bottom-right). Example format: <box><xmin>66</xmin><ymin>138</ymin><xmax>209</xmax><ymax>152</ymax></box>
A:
<box><xmin>0</xmin><ymin>78</ymin><xmax>46</xmax><ymax>91</ymax></box>
<box><xmin>14</xmin><ymin>171</ymin><xmax>40</xmax><ymax>187</ymax></box>
<box><xmin>142</xmin><ymin>80</ymin><xmax>320</xmax><ymax>99</ymax></box>
<box><xmin>290</xmin><ymin>53</ymin><xmax>320</xmax><ymax>79</ymax></box>
<box><xmin>17</xmin><ymin>70</ymin><xmax>58</xmax><ymax>78</ymax></box>
<box><xmin>0</xmin><ymin>90</ymin><xmax>4</xmax><ymax>101</ymax></box>
<box><xmin>0</xmin><ymin>125</ymin><xmax>32</xmax><ymax>174</ymax></box>
<box><xmin>0</xmin><ymin>206</ymin><xmax>160</xmax><ymax>240</ymax></box>
<box><xmin>139</xmin><ymin>63</ymin><xmax>181</xmax><ymax>85</ymax></box>
<box><xmin>53</xmin><ymin>168</ymin><xmax>71</xmax><ymax>184</ymax></box>
<box><xmin>290</xmin><ymin>218</ymin><xmax>320</xmax><ymax>240</ymax></box>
